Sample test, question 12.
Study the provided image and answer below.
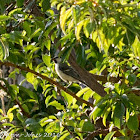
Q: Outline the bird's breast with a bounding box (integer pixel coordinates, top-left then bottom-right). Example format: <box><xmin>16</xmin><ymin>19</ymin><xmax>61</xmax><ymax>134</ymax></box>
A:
<box><xmin>55</xmin><ymin>64</ymin><xmax>79</xmax><ymax>82</ymax></box>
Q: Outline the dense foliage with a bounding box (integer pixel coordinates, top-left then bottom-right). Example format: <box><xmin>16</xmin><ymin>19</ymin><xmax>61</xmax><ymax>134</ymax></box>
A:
<box><xmin>0</xmin><ymin>0</ymin><xmax>140</xmax><ymax>139</ymax></box>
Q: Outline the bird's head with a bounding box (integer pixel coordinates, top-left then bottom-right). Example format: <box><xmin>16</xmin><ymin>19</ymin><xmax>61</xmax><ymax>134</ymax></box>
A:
<box><xmin>52</xmin><ymin>57</ymin><xmax>62</xmax><ymax>64</ymax></box>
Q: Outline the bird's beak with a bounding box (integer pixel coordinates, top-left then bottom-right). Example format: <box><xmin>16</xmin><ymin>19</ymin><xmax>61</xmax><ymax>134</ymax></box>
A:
<box><xmin>51</xmin><ymin>57</ymin><xmax>55</xmax><ymax>62</ymax></box>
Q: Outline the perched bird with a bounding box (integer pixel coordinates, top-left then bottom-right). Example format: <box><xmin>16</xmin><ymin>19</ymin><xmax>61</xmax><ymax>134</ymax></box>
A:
<box><xmin>52</xmin><ymin>57</ymin><xmax>85</xmax><ymax>86</ymax></box>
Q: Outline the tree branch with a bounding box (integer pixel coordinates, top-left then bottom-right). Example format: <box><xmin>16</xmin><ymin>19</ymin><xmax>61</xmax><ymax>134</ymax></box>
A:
<box><xmin>69</xmin><ymin>53</ymin><xmax>107</xmax><ymax>97</ymax></box>
<box><xmin>84</xmin><ymin>126</ymin><xmax>132</xmax><ymax>140</ymax></box>
<box><xmin>0</xmin><ymin>61</ymin><xmax>94</xmax><ymax>107</ymax></box>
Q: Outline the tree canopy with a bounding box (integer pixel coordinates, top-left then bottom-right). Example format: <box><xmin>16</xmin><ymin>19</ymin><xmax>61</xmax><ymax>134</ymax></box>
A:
<box><xmin>0</xmin><ymin>0</ymin><xmax>140</xmax><ymax>139</ymax></box>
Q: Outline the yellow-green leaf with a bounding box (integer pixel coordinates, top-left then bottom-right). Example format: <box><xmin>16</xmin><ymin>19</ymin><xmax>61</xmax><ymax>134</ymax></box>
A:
<box><xmin>8</xmin><ymin>113</ymin><xmax>14</xmax><ymax>122</ymax></box>
<box><xmin>132</xmin><ymin>36</ymin><xmax>140</xmax><ymax>58</ymax></box>
<box><xmin>103</xmin><ymin>108</ymin><xmax>111</xmax><ymax>126</ymax></box>
<box><xmin>42</xmin><ymin>54</ymin><xmax>50</xmax><ymax>67</ymax></box>
<box><xmin>60</xmin><ymin>6</ymin><xmax>72</xmax><ymax>34</ymax></box>
<box><xmin>48</xmin><ymin>100</ymin><xmax>64</xmax><ymax>110</ymax></box>
<box><xmin>26</xmin><ymin>72</ymin><xmax>35</xmax><ymax>84</ymax></box>
<box><xmin>75</xmin><ymin>20</ymin><xmax>85</xmax><ymax>40</ymax></box>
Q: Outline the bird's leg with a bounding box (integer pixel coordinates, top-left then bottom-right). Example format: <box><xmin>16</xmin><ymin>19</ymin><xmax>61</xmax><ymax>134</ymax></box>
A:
<box><xmin>66</xmin><ymin>82</ymin><xmax>72</xmax><ymax>88</ymax></box>
<box><xmin>79</xmin><ymin>82</ymin><xmax>86</xmax><ymax>88</ymax></box>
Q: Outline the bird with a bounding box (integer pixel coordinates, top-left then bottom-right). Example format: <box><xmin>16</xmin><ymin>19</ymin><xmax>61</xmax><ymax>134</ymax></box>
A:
<box><xmin>52</xmin><ymin>57</ymin><xmax>85</xmax><ymax>86</ymax></box>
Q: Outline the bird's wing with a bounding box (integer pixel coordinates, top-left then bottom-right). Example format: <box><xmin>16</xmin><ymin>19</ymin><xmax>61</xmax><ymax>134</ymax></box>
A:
<box><xmin>59</xmin><ymin>63</ymin><xmax>81</xmax><ymax>81</ymax></box>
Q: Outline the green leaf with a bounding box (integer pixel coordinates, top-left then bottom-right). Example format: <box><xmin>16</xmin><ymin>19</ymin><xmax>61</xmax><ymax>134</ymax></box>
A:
<box><xmin>76</xmin><ymin>45</ymin><xmax>86</xmax><ymax>66</ymax></box>
<box><xmin>26</xmin><ymin>72</ymin><xmax>39</xmax><ymax>90</ymax></box>
<box><xmin>73</xmin><ymin>87</ymin><xmax>89</xmax><ymax>105</ymax></box>
<box><xmin>41</xmin><ymin>0</ymin><xmax>50</xmax><ymax>12</ymax></box>
<box><xmin>17</xmin><ymin>112</ymin><xmax>24</xmax><ymax>122</ymax></box>
<box><xmin>2</xmin><ymin>123</ymin><xmax>15</xmax><ymax>127</ymax></box>
<box><xmin>82</xmin><ymin>89</ymin><xmax>93</xmax><ymax>108</ymax></box>
<box><xmin>113</xmin><ymin>102</ymin><xmax>125</xmax><ymax>129</ymax></box>
<box><xmin>22</xmin><ymin>104</ymin><xmax>29</xmax><ymax>113</ymax></box>
<box><xmin>19</xmin><ymin>86</ymin><xmax>38</xmax><ymax>101</ymax></box>
<box><xmin>7</xmin><ymin>105</ymin><xmax>18</xmax><ymax>115</ymax></box>
<box><xmin>132</xmin><ymin>36</ymin><xmax>140</xmax><ymax>58</ymax></box>
<box><xmin>76</xmin><ymin>87</ymin><xmax>90</xmax><ymax>97</ymax></box>
<box><xmin>17</xmin><ymin>0</ymin><xmax>24</xmax><ymax>7</ymax></box>
<box><xmin>44</xmin><ymin>22</ymin><xmax>58</xmax><ymax>38</ymax></box>
<box><xmin>8</xmin><ymin>68</ymin><xmax>19</xmax><ymax>79</ymax></box>
<box><xmin>60</xmin><ymin>6</ymin><xmax>72</xmax><ymax>34</ymax></box>
<box><xmin>0</xmin><ymin>38</ymin><xmax>9</xmax><ymax>60</ymax></box>
<box><xmin>59</xmin><ymin>132</ymin><xmax>70</xmax><ymax>140</ymax></box>
<box><xmin>45</xmin><ymin>40</ymin><xmax>51</xmax><ymax>51</ymax></box>
<box><xmin>10</xmin><ymin>85</ymin><xmax>19</xmax><ymax>96</ymax></box>
<box><xmin>8</xmin><ymin>8</ymin><xmax>22</xmax><ymax>16</ymax></box>
<box><xmin>82</xmin><ymin>120</ymin><xmax>95</xmax><ymax>132</ymax></box>
<box><xmin>29</xmin><ymin>28</ymin><xmax>41</xmax><ymax>41</ymax></box>
<box><xmin>26</xmin><ymin>72</ymin><xmax>35</xmax><ymax>83</ymax></box>
<box><xmin>72</xmin><ymin>5</ymin><xmax>80</xmax><ymax>25</ymax></box>
<box><xmin>45</xmin><ymin>95</ymin><xmax>52</xmax><ymax>107</ymax></box>
<box><xmin>61</xmin><ymin>91</ymin><xmax>73</xmax><ymax>106</ymax></box>
<box><xmin>103</xmin><ymin>108</ymin><xmax>111</xmax><ymax>127</ymax></box>
<box><xmin>83</xmin><ymin>89</ymin><xmax>93</xmax><ymax>101</ymax></box>
<box><xmin>92</xmin><ymin>91</ymin><xmax>101</xmax><ymax>103</ymax></box>
<box><xmin>7</xmin><ymin>113</ymin><xmax>14</xmax><ymax>122</ymax></box>
<box><xmin>25</xmin><ymin>118</ymin><xmax>43</xmax><ymax>133</ymax></box>
<box><xmin>24</xmin><ymin>45</ymin><xmax>35</xmax><ymax>52</ymax></box>
<box><xmin>23</xmin><ymin>21</ymin><xmax>31</xmax><ymax>36</ymax></box>
<box><xmin>0</xmin><ymin>109</ymin><xmax>3</xmax><ymax>114</ymax></box>
<box><xmin>0</xmin><ymin>15</ymin><xmax>10</xmax><ymax>21</ymax></box>
<box><xmin>84</xmin><ymin>20</ymin><xmax>95</xmax><ymax>38</ymax></box>
<box><xmin>127</xmin><ymin>113</ymin><xmax>139</xmax><ymax>132</ymax></box>
<box><xmin>104</xmin><ymin>131</ymin><xmax>116</xmax><ymax>140</ymax></box>
<box><xmin>0</xmin><ymin>44</ymin><xmax>4</xmax><ymax>60</ymax></box>
<box><xmin>42</xmin><ymin>54</ymin><xmax>51</xmax><ymax>67</ymax></box>
<box><xmin>91</xmin><ymin>100</ymin><xmax>106</xmax><ymax>120</ymax></box>
<box><xmin>48</xmin><ymin>100</ymin><xmax>64</xmax><ymax>110</ymax></box>
<box><xmin>128</xmin><ymin>94</ymin><xmax>140</xmax><ymax>108</ymax></box>
<box><xmin>40</xmin><ymin>117</ymin><xmax>54</xmax><ymax>127</ymax></box>
<box><xmin>75</xmin><ymin>20</ymin><xmax>85</xmax><ymax>40</ymax></box>
<box><xmin>5</xmin><ymin>128</ymin><xmax>20</xmax><ymax>140</ymax></box>
<box><xmin>128</xmin><ymin>74</ymin><xmax>137</xmax><ymax>85</ymax></box>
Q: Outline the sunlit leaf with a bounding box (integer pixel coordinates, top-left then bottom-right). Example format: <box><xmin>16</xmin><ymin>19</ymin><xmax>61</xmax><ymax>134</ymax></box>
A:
<box><xmin>42</xmin><ymin>54</ymin><xmax>51</xmax><ymax>67</ymax></box>
<box><xmin>8</xmin><ymin>113</ymin><xmax>14</xmax><ymax>122</ymax></box>
<box><xmin>132</xmin><ymin>36</ymin><xmax>140</xmax><ymax>58</ymax></box>
<box><xmin>26</xmin><ymin>72</ymin><xmax>36</xmax><ymax>84</ymax></box>
<box><xmin>59</xmin><ymin>132</ymin><xmax>70</xmax><ymax>140</ymax></box>
<box><xmin>45</xmin><ymin>40</ymin><xmax>51</xmax><ymax>51</ymax></box>
<box><xmin>103</xmin><ymin>107</ymin><xmax>111</xmax><ymax>127</ymax></box>
<box><xmin>61</xmin><ymin>91</ymin><xmax>73</xmax><ymax>106</ymax></box>
<box><xmin>75</xmin><ymin>20</ymin><xmax>85</xmax><ymax>40</ymax></box>
<box><xmin>7</xmin><ymin>105</ymin><xmax>18</xmax><ymax>115</ymax></box>
<box><xmin>0</xmin><ymin>38</ymin><xmax>9</xmax><ymax>60</ymax></box>
<box><xmin>48</xmin><ymin>100</ymin><xmax>64</xmax><ymax>110</ymax></box>
<box><xmin>45</xmin><ymin>95</ymin><xmax>52</xmax><ymax>107</ymax></box>
<box><xmin>90</xmin><ymin>100</ymin><xmax>106</xmax><ymax>120</ymax></box>
<box><xmin>60</xmin><ymin>6</ymin><xmax>72</xmax><ymax>34</ymax></box>
<box><xmin>0</xmin><ymin>15</ymin><xmax>10</xmax><ymax>21</ymax></box>
<box><xmin>104</xmin><ymin>131</ymin><xmax>116</xmax><ymax>140</ymax></box>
